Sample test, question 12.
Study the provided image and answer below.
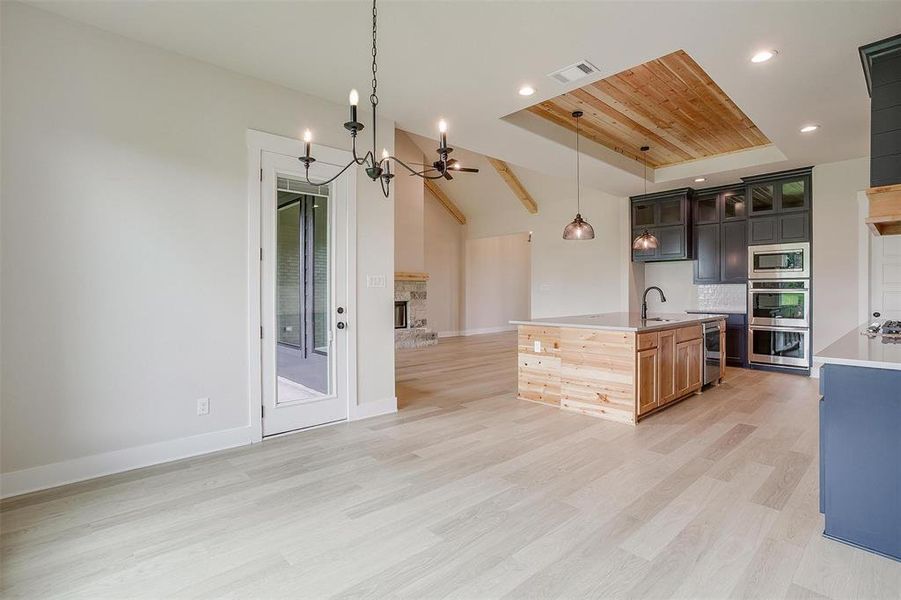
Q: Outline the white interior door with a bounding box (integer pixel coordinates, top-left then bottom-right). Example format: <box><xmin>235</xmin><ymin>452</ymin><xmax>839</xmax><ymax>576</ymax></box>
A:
<box><xmin>261</xmin><ymin>150</ymin><xmax>351</xmax><ymax>436</ymax></box>
<box><xmin>870</xmin><ymin>233</ymin><xmax>901</xmax><ymax>321</ymax></box>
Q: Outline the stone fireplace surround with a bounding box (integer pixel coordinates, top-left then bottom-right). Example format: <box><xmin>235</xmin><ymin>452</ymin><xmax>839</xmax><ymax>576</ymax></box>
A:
<box><xmin>394</xmin><ymin>273</ymin><xmax>437</xmax><ymax>349</ymax></box>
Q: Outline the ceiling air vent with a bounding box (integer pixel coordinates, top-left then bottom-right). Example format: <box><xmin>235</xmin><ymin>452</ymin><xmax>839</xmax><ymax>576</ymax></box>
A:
<box><xmin>548</xmin><ymin>60</ymin><xmax>599</xmax><ymax>84</ymax></box>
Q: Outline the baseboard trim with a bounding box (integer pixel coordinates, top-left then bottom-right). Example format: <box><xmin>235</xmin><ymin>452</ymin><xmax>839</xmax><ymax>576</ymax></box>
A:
<box><xmin>461</xmin><ymin>325</ymin><xmax>516</xmax><ymax>336</ymax></box>
<box><xmin>349</xmin><ymin>396</ymin><xmax>397</xmax><ymax>421</ymax></box>
<box><xmin>0</xmin><ymin>425</ymin><xmax>255</xmax><ymax>499</ymax></box>
<box><xmin>437</xmin><ymin>330</ymin><xmax>461</xmax><ymax>338</ymax></box>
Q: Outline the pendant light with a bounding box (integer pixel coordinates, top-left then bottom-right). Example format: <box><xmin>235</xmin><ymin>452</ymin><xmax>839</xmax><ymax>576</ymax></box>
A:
<box><xmin>631</xmin><ymin>145</ymin><xmax>659</xmax><ymax>251</ymax></box>
<box><xmin>563</xmin><ymin>110</ymin><xmax>595</xmax><ymax>240</ymax></box>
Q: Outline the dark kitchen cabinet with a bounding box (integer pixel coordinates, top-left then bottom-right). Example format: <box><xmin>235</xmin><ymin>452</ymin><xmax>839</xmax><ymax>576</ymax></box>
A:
<box><xmin>721</xmin><ymin>220</ymin><xmax>748</xmax><ymax>283</ymax></box>
<box><xmin>692</xmin><ymin>186</ymin><xmax>747</xmax><ymax>284</ymax></box>
<box><xmin>749</xmin><ymin>215</ymin><xmax>778</xmax><ymax>244</ymax></box>
<box><xmin>693</xmin><ymin>223</ymin><xmax>720</xmax><ymax>283</ymax></box>
<box><xmin>744</xmin><ymin>168</ymin><xmax>812</xmax><ymax>246</ymax></box>
<box><xmin>630</xmin><ymin>188</ymin><xmax>692</xmax><ymax>262</ymax></box>
<box><xmin>724</xmin><ymin>313</ymin><xmax>747</xmax><ymax>368</ymax></box>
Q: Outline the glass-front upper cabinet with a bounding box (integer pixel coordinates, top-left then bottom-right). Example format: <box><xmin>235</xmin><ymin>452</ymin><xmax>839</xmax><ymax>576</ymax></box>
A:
<box><xmin>633</xmin><ymin>201</ymin><xmax>656</xmax><ymax>227</ymax></box>
<box><xmin>694</xmin><ymin>194</ymin><xmax>718</xmax><ymax>224</ymax></box>
<box><xmin>723</xmin><ymin>190</ymin><xmax>747</xmax><ymax>220</ymax></box>
<box><xmin>749</xmin><ymin>183</ymin><xmax>775</xmax><ymax>215</ymax></box>
<box><xmin>658</xmin><ymin>198</ymin><xmax>684</xmax><ymax>225</ymax></box>
<box><xmin>779</xmin><ymin>179</ymin><xmax>808</xmax><ymax>211</ymax></box>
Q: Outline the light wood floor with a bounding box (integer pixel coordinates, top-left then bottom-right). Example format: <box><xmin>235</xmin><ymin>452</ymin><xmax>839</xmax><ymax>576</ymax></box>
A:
<box><xmin>2</xmin><ymin>332</ymin><xmax>899</xmax><ymax>599</ymax></box>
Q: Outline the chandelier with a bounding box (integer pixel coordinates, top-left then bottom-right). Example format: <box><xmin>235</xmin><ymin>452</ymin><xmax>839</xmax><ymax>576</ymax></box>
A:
<box><xmin>298</xmin><ymin>0</ymin><xmax>477</xmax><ymax>197</ymax></box>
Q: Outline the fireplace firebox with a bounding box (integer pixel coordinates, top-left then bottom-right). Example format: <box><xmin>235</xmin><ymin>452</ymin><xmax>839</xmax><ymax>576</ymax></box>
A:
<box><xmin>394</xmin><ymin>301</ymin><xmax>408</xmax><ymax>329</ymax></box>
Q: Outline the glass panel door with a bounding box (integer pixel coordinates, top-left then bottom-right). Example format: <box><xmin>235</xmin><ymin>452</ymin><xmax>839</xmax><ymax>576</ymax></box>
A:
<box><xmin>750</xmin><ymin>184</ymin><xmax>775</xmax><ymax>214</ymax></box>
<box><xmin>276</xmin><ymin>183</ymin><xmax>331</xmax><ymax>403</ymax></box>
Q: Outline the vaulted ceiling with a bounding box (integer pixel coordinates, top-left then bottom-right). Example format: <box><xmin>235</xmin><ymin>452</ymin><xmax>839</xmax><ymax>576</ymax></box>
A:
<box><xmin>29</xmin><ymin>0</ymin><xmax>901</xmax><ymax>195</ymax></box>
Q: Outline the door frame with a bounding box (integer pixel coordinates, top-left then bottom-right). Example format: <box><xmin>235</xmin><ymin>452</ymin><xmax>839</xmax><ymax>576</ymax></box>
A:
<box><xmin>246</xmin><ymin>129</ymin><xmax>358</xmax><ymax>442</ymax></box>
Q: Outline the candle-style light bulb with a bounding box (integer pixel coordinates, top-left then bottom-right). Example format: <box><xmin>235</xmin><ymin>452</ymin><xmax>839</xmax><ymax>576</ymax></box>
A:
<box><xmin>382</xmin><ymin>148</ymin><xmax>389</xmax><ymax>161</ymax></box>
<box><xmin>438</xmin><ymin>119</ymin><xmax>448</xmax><ymax>150</ymax></box>
<box><xmin>349</xmin><ymin>89</ymin><xmax>359</xmax><ymax>124</ymax></box>
<box><xmin>303</xmin><ymin>129</ymin><xmax>312</xmax><ymax>159</ymax></box>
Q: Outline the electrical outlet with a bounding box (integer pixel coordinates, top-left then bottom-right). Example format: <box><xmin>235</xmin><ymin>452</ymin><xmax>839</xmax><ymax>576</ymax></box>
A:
<box><xmin>533</xmin><ymin>340</ymin><xmax>542</xmax><ymax>353</ymax></box>
<box><xmin>196</xmin><ymin>397</ymin><xmax>210</xmax><ymax>416</ymax></box>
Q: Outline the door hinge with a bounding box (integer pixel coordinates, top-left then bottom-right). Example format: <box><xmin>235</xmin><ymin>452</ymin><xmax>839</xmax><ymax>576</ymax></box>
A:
<box><xmin>259</xmin><ymin>247</ymin><xmax>263</xmax><ymax>261</ymax></box>
<box><xmin>260</xmin><ymin>168</ymin><xmax>263</xmax><ymax>182</ymax></box>
<box><xmin>261</xmin><ymin>405</ymin><xmax>265</xmax><ymax>418</ymax></box>
<box><xmin>260</xmin><ymin>325</ymin><xmax>263</xmax><ymax>339</ymax></box>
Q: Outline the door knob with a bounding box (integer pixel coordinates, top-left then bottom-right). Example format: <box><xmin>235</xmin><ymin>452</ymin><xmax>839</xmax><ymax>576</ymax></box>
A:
<box><xmin>336</xmin><ymin>322</ymin><xmax>346</xmax><ymax>330</ymax></box>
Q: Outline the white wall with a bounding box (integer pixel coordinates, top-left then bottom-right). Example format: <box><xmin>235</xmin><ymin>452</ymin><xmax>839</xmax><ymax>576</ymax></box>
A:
<box><xmin>460</xmin><ymin>172</ymin><xmax>629</xmax><ymax>320</ymax></box>
<box><xmin>423</xmin><ymin>188</ymin><xmax>464</xmax><ymax>336</ymax></box>
<box><xmin>394</xmin><ymin>131</ymin><xmax>425</xmax><ymax>273</ymax></box>
<box><xmin>464</xmin><ymin>233</ymin><xmax>530</xmax><ymax>333</ymax></box>
<box><xmin>812</xmin><ymin>157</ymin><xmax>869</xmax><ymax>352</ymax></box>
<box><xmin>0</xmin><ymin>3</ymin><xmax>395</xmax><ymax>491</ymax></box>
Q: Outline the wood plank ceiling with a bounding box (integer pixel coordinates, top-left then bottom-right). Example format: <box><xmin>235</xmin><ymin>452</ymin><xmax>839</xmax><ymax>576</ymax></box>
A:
<box><xmin>526</xmin><ymin>50</ymin><xmax>771</xmax><ymax>168</ymax></box>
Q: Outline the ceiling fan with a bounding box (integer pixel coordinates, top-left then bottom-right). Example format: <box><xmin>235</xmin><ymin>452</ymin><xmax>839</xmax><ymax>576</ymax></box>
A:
<box><xmin>408</xmin><ymin>158</ymin><xmax>479</xmax><ymax>180</ymax></box>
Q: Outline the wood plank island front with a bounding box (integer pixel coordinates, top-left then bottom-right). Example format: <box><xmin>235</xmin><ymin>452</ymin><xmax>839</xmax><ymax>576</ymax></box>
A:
<box><xmin>511</xmin><ymin>313</ymin><xmax>727</xmax><ymax>425</ymax></box>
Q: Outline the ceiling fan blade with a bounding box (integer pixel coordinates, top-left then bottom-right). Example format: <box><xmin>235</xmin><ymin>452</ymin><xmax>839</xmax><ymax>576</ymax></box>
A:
<box><xmin>443</xmin><ymin>171</ymin><xmax>454</xmax><ymax>181</ymax></box>
<box><xmin>454</xmin><ymin>167</ymin><xmax>479</xmax><ymax>173</ymax></box>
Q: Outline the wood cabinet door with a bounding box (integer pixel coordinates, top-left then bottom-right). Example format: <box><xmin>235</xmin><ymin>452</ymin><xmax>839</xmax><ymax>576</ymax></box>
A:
<box><xmin>749</xmin><ymin>216</ymin><xmax>778</xmax><ymax>245</ymax></box>
<box><xmin>657</xmin><ymin>329</ymin><xmax>677</xmax><ymax>404</ymax></box>
<box><xmin>675</xmin><ymin>338</ymin><xmax>702</xmax><ymax>397</ymax></box>
<box><xmin>656</xmin><ymin>225</ymin><xmax>687</xmax><ymax>260</ymax></box>
<box><xmin>687</xmin><ymin>338</ymin><xmax>703</xmax><ymax>392</ymax></box>
<box><xmin>778</xmin><ymin>212</ymin><xmax>810</xmax><ymax>243</ymax></box>
<box><xmin>636</xmin><ymin>347</ymin><xmax>659</xmax><ymax>416</ymax></box>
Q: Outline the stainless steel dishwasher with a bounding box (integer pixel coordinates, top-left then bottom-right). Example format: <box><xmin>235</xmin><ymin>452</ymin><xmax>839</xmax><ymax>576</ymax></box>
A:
<box><xmin>702</xmin><ymin>321</ymin><xmax>722</xmax><ymax>386</ymax></box>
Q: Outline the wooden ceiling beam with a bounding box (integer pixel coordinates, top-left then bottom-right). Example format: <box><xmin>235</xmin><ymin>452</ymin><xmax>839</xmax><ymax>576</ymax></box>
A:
<box><xmin>486</xmin><ymin>158</ymin><xmax>538</xmax><ymax>214</ymax></box>
<box><xmin>424</xmin><ymin>179</ymin><xmax>466</xmax><ymax>225</ymax></box>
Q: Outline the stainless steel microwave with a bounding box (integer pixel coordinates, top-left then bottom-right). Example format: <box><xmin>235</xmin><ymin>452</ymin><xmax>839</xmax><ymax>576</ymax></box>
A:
<box><xmin>748</xmin><ymin>242</ymin><xmax>810</xmax><ymax>279</ymax></box>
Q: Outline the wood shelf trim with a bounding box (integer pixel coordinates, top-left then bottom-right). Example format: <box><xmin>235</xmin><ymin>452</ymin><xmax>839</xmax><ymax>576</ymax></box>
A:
<box><xmin>395</xmin><ymin>271</ymin><xmax>429</xmax><ymax>281</ymax></box>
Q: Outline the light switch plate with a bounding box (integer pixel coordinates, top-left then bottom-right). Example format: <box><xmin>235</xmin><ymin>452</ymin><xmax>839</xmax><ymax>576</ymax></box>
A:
<box><xmin>366</xmin><ymin>275</ymin><xmax>386</xmax><ymax>288</ymax></box>
<box><xmin>533</xmin><ymin>340</ymin><xmax>542</xmax><ymax>353</ymax></box>
<box><xmin>196</xmin><ymin>397</ymin><xmax>210</xmax><ymax>416</ymax></box>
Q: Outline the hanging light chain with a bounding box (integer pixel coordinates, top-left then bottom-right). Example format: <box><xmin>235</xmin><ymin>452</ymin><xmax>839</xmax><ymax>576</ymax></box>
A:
<box><xmin>575</xmin><ymin>112</ymin><xmax>581</xmax><ymax>214</ymax></box>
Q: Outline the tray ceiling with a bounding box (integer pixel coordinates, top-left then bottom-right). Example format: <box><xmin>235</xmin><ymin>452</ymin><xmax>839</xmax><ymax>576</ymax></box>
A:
<box><xmin>526</xmin><ymin>50</ymin><xmax>771</xmax><ymax>168</ymax></box>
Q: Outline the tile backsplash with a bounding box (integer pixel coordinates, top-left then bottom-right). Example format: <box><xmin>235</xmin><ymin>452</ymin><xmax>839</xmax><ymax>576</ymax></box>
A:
<box><xmin>696</xmin><ymin>284</ymin><xmax>747</xmax><ymax>311</ymax></box>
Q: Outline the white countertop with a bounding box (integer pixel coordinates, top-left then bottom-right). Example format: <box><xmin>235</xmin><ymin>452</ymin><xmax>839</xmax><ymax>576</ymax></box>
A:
<box><xmin>510</xmin><ymin>312</ymin><xmax>727</xmax><ymax>333</ymax></box>
<box><xmin>815</xmin><ymin>324</ymin><xmax>901</xmax><ymax>371</ymax></box>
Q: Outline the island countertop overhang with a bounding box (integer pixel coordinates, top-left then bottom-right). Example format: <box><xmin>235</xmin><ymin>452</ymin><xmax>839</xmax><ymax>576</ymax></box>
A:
<box><xmin>815</xmin><ymin>324</ymin><xmax>901</xmax><ymax>371</ymax></box>
<box><xmin>510</xmin><ymin>312</ymin><xmax>727</xmax><ymax>333</ymax></box>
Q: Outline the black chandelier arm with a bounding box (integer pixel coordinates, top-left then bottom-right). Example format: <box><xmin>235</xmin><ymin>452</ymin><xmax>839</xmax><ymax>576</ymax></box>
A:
<box><xmin>378</xmin><ymin>173</ymin><xmax>391</xmax><ymax>198</ymax></box>
<box><xmin>388</xmin><ymin>156</ymin><xmax>449</xmax><ymax>180</ymax></box>
<box><xmin>300</xmin><ymin>158</ymin><xmax>358</xmax><ymax>187</ymax></box>
<box><xmin>350</xmin><ymin>136</ymin><xmax>371</xmax><ymax>166</ymax></box>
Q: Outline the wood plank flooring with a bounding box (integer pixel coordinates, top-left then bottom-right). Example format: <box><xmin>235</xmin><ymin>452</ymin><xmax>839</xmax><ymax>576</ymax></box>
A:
<box><xmin>2</xmin><ymin>332</ymin><xmax>899</xmax><ymax>599</ymax></box>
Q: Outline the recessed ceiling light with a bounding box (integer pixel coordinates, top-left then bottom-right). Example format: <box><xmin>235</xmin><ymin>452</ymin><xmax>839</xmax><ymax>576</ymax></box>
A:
<box><xmin>694</xmin><ymin>177</ymin><xmax>707</xmax><ymax>183</ymax></box>
<box><xmin>751</xmin><ymin>50</ymin><xmax>777</xmax><ymax>63</ymax></box>
<box><xmin>518</xmin><ymin>85</ymin><xmax>535</xmax><ymax>96</ymax></box>
<box><xmin>800</xmin><ymin>124</ymin><xmax>820</xmax><ymax>133</ymax></box>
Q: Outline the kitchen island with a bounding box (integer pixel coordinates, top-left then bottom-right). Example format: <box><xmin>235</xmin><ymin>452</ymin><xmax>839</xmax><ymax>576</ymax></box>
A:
<box><xmin>510</xmin><ymin>312</ymin><xmax>726</xmax><ymax>425</ymax></box>
<box><xmin>815</xmin><ymin>326</ymin><xmax>901</xmax><ymax>561</ymax></box>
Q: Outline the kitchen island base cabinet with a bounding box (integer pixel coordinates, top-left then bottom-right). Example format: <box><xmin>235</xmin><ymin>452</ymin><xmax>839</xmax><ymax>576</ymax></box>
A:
<box><xmin>517</xmin><ymin>319</ymin><xmax>723</xmax><ymax>425</ymax></box>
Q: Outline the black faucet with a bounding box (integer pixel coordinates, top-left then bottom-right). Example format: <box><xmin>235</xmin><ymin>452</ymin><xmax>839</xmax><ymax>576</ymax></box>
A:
<box><xmin>641</xmin><ymin>286</ymin><xmax>667</xmax><ymax>320</ymax></box>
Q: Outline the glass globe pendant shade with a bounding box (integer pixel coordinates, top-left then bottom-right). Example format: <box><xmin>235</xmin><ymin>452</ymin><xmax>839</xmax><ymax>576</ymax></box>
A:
<box><xmin>631</xmin><ymin>229</ymin><xmax>659</xmax><ymax>250</ymax></box>
<box><xmin>563</xmin><ymin>213</ymin><xmax>595</xmax><ymax>240</ymax></box>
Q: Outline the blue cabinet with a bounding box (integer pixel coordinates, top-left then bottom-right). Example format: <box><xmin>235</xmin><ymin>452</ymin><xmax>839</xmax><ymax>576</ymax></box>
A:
<box><xmin>819</xmin><ymin>363</ymin><xmax>900</xmax><ymax>561</ymax></box>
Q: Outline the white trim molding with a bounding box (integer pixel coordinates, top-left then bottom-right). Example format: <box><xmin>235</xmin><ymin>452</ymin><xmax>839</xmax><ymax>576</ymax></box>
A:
<box><xmin>461</xmin><ymin>325</ymin><xmax>517</xmax><ymax>336</ymax></box>
<box><xmin>349</xmin><ymin>397</ymin><xmax>397</xmax><ymax>421</ymax></box>
<box><xmin>0</xmin><ymin>426</ymin><xmax>255</xmax><ymax>499</ymax></box>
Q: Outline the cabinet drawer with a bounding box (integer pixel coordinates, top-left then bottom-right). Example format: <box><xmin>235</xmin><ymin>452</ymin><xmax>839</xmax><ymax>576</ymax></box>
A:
<box><xmin>675</xmin><ymin>324</ymin><xmax>702</xmax><ymax>343</ymax></box>
<box><xmin>637</xmin><ymin>332</ymin><xmax>658</xmax><ymax>350</ymax></box>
